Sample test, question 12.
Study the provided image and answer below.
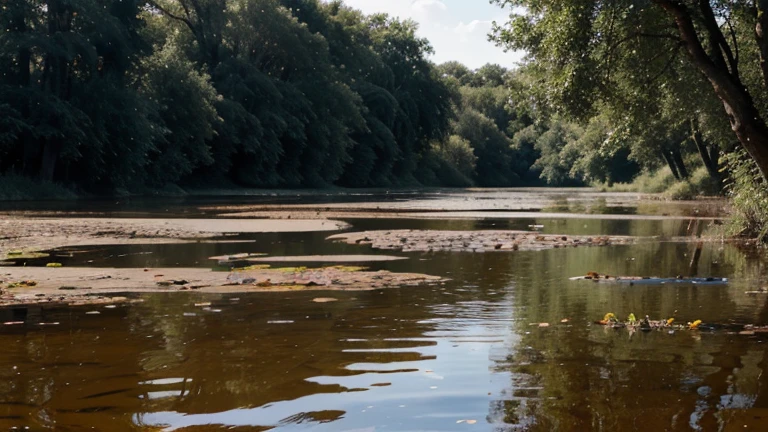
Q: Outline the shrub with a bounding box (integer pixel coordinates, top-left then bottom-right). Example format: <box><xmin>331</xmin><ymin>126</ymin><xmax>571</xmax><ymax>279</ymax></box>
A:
<box><xmin>722</xmin><ymin>149</ymin><xmax>768</xmax><ymax>240</ymax></box>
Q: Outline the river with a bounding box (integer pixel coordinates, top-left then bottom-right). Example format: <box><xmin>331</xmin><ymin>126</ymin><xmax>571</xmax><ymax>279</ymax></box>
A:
<box><xmin>0</xmin><ymin>189</ymin><xmax>766</xmax><ymax>431</ymax></box>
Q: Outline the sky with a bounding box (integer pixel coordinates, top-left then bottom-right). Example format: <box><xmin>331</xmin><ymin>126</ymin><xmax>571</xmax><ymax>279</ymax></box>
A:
<box><xmin>332</xmin><ymin>0</ymin><xmax>525</xmax><ymax>70</ymax></box>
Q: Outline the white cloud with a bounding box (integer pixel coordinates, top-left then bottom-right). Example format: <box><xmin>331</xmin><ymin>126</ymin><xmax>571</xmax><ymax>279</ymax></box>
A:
<box><xmin>453</xmin><ymin>19</ymin><xmax>492</xmax><ymax>42</ymax></box>
<box><xmin>411</xmin><ymin>0</ymin><xmax>448</xmax><ymax>21</ymax></box>
<box><xmin>412</xmin><ymin>0</ymin><xmax>447</xmax><ymax>12</ymax></box>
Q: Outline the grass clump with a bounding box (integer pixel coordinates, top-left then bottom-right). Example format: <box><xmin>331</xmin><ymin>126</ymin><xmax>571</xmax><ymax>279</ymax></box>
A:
<box><xmin>600</xmin><ymin>166</ymin><xmax>722</xmax><ymax>199</ymax></box>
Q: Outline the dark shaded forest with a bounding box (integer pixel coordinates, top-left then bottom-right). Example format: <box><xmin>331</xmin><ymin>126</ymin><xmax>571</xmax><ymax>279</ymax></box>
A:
<box><xmin>3</xmin><ymin>0</ymin><xmax>694</xmax><ymax>195</ymax></box>
<box><xmin>0</xmin><ymin>0</ymin><xmax>756</xmax><ymax>207</ymax></box>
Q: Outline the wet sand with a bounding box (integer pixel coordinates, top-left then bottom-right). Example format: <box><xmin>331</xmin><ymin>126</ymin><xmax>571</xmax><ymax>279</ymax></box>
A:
<box><xmin>0</xmin><ymin>217</ymin><xmax>349</xmax><ymax>258</ymax></box>
<box><xmin>0</xmin><ymin>265</ymin><xmax>447</xmax><ymax>307</ymax></box>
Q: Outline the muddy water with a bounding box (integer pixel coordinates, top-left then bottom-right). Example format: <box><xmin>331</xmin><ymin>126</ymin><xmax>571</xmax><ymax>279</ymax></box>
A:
<box><xmin>3</xmin><ymin>193</ymin><xmax>768</xmax><ymax>431</ymax></box>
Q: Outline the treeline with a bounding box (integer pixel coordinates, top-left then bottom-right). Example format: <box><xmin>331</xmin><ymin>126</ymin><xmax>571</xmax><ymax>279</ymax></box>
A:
<box><xmin>0</xmin><ymin>0</ymin><xmax>738</xmax><ymax>196</ymax></box>
<box><xmin>1</xmin><ymin>0</ymin><xmax>460</xmax><ymax>192</ymax></box>
<box><xmin>1</xmin><ymin>0</ymin><xmax>593</xmax><ymax>193</ymax></box>
<box><xmin>489</xmin><ymin>0</ymin><xmax>768</xmax><ymax>236</ymax></box>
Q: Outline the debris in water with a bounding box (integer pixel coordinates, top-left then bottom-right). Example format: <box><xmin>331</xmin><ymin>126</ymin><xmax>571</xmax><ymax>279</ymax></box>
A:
<box><xmin>313</xmin><ymin>297</ymin><xmax>338</xmax><ymax>303</ymax></box>
<box><xmin>194</xmin><ymin>302</ymin><xmax>211</xmax><ymax>307</ymax></box>
<box><xmin>7</xmin><ymin>280</ymin><xmax>37</xmax><ymax>288</ymax></box>
<box><xmin>156</xmin><ymin>279</ymin><xmax>188</xmax><ymax>287</ymax></box>
<box><xmin>745</xmin><ymin>287</ymin><xmax>768</xmax><ymax>294</ymax></box>
<box><xmin>3</xmin><ymin>321</ymin><xmax>24</xmax><ymax>326</ymax></box>
<box><xmin>267</xmin><ymin>320</ymin><xmax>294</xmax><ymax>324</ymax></box>
<box><xmin>571</xmin><ymin>273</ymin><xmax>728</xmax><ymax>285</ymax></box>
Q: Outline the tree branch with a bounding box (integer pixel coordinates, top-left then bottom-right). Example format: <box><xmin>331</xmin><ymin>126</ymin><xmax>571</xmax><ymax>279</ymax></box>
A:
<box><xmin>697</xmin><ymin>0</ymin><xmax>740</xmax><ymax>80</ymax></box>
<box><xmin>643</xmin><ymin>44</ymin><xmax>682</xmax><ymax>86</ymax></box>
<box><xmin>755</xmin><ymin>0</ymin><xmax>768</xmax><ymax>86</ymax></box>
<box><xmin>147</xmin><ymin>1</ymin><xmax>197</xmax><ymax>38</ymax></box>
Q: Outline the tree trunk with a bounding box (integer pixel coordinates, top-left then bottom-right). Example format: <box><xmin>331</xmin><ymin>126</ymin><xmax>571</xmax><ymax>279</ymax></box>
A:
<box><xmin>662</xmin><ymin>150</ymin><xmax>681</xmax><ymax>180</ymax></box>
<box><xmin>672</xmin><ymin>148</ymin><xmax>689</xmax><ymax>179</ymax></box>
<box><xmin>691</xmin><ymin>119</ymin><xmax>718</xmax><ymax>178</ymax></box>
<box><xmin>654</xmin><ymin>0</ymin><xmax>768</xmax><ymax>183</ymax></box>
<box><xmin>12</xmin><ymin>3</ymin><xmax>33</xmax><ymax>175</ymax></box>
<box><xmin>709</xmin><ymin>145</ymin><xmax>719</xmax><ymax>173</ymax></box>
<box><xmin>37</xmin><ymin>0</ymin><xmax>72</xmax><ymax>181</ymax></box>
<box><xmin>40</xmin><ymin>140</ymin><xmax>59</xmax><ymax>182</ymax></box>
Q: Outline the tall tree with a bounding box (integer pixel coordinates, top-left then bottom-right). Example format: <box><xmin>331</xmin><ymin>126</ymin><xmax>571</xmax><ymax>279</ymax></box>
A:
<box><xmin>491</xmin><ymin>0</ymin><xmax>768</xmax><ymax>182</ymax></box>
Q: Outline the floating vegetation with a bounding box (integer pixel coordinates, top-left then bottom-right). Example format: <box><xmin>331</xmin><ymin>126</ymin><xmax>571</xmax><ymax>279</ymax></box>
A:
<box><xmin>328</xmin><ymin>265</ymin><xmax>368</xmax><ymax>272</ymax></box>
<box><xmin>595</xmin><ymin>312</ymin><xmax>768</xmax><ymax>335</ymax></box>
<box><xmin>232</xmin><ymin>264</ymin><xmax>271</xmax><ymax>271</ymax></box>
<box><xmin>276</xmin><ymin>266</ymin><xmax>308</xmax><ymax>273</ymax></box>
<box><xmin>46</xmin><ymin>262</ymin><xmax>62</xmax><ymax>268</ymax></box>
<box><xmin>572</xmin><ymin>272</ymin><xmax>728</xmax><ymax>285</ymax></box>
<box><xmin>3</xmin><ymin>251</ymin><xmax>50</xmax><ymax>260</ymax></box>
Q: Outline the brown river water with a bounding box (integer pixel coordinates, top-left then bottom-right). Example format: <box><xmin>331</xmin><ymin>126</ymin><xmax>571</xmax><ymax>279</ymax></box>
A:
<box><xmin>1</xmin><ymin>190</ymin><xmax>767</xmax><ymax>431</ymax></box>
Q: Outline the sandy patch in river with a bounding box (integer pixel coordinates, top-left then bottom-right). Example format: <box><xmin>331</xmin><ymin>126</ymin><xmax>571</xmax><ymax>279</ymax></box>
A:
<box><xmin>0</xmin><ymin>217</ymin><xmax>349</xmax><ymax>258</ymax></box>
<box><xmin>0</xmin><ymin>265</ymin><xmax>446</xmax><ymax>307</ymax></box>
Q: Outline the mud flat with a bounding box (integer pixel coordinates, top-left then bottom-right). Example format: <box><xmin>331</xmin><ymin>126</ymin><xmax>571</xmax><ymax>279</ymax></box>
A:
<box><xmin>216</xmin><ymin>209</ymin><xmax>722</xmax><ymax>221</ymax></box>
<box><xmin>327</xmin><ymin>230</ymin><xmax>634</xmax><ymax>252</ymax></box>
<box><xmin>0</xmin><ymin>217</ymin><xmax>350</xmax><ymax>259</ymax></box>
<box><xmin>0</xmin><ymin>265</ymin><xmax>446</xmax><ymax>307</ymax></box>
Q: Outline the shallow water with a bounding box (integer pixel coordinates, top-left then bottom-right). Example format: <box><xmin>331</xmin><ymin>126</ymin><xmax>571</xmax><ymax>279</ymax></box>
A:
<box><xmin>2</xmin><ymin>191</ymin><xmax>768</xmax><ymax>431</ymax></box>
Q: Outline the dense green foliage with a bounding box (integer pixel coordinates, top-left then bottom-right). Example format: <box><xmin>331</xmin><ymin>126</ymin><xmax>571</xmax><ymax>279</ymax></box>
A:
<box><xmin>6</xmin><ymin>0</ymin><xmax>768</xmax><ymax>223</ymax></box>
<box><xmin>0</xmin><ymin>0</ymin><xmax>463</xmax><ymax>191</ymax></box>
<box><xmin>491</xmin><ymin>0</ymin><xmax>768</xmax><ymax>236</ymax></box>
<box><xmin>2</xmin><ymin>0</ymin><xmax>645</xmax><ymax>193</ymax></box>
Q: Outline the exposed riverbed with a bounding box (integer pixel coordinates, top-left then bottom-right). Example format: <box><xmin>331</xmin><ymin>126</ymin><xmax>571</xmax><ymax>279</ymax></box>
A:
<box><xmin>1</xmin><ymin>189</ymin><xmax>766</xmax><ymax>431</ymax></box>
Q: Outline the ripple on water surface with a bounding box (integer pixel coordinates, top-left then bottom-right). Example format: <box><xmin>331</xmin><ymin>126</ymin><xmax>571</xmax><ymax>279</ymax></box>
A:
<box><xmin>2</xmin><ymin>204</ymin><xmax>768</xmax><ymax>431</ymax></box>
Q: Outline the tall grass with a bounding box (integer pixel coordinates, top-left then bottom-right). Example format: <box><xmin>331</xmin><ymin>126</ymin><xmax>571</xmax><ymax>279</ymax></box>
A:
<box><xmin>599</xmin><ymin>166</ymin><xmax>722</xmax><ymax>199</ymax></box>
